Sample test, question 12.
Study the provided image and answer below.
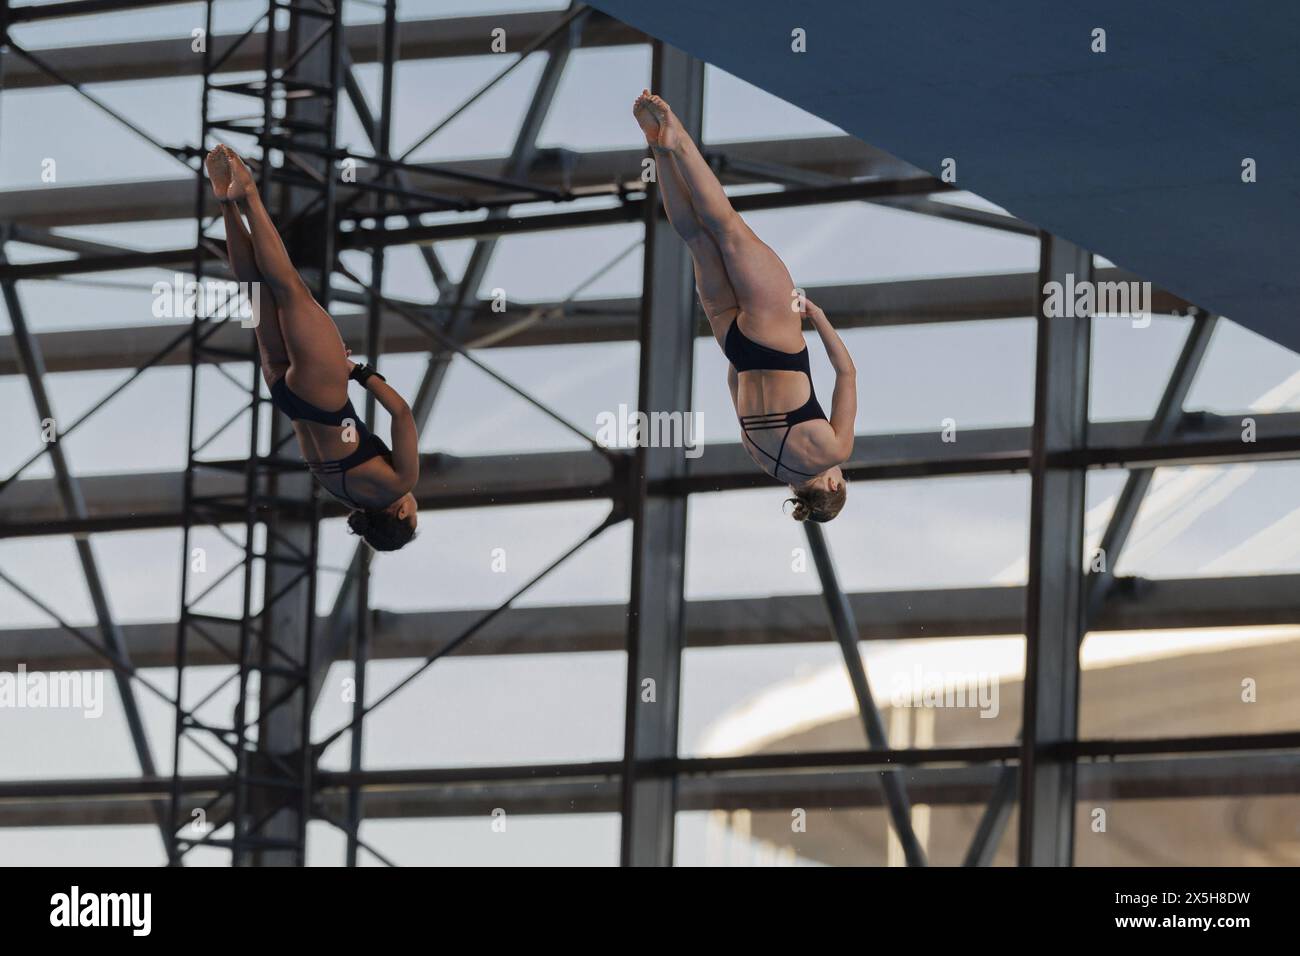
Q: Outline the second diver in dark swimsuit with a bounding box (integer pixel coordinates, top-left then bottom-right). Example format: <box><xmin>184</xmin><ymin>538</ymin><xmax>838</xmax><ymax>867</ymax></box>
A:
<box><xmin>205</xmin><ymin>144</ymin><xmax>420</xmax><ymax>552</ymax></box>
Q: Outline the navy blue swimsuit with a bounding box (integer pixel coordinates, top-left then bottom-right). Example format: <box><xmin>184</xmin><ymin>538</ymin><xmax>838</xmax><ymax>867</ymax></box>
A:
<box><xmin>724</xmin><ymin>318</ymin><xmax>827</xmax><ymax>479</ymax></box>
<box><xmin>270</xmin><ymin>377</ymin><xmax>390</xmax><ymax>508</ymax></box>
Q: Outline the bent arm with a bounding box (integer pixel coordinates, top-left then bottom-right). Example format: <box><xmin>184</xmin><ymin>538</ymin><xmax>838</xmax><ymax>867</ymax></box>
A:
<box><xmin>826</xmin><ymin>370</ymin><xmax>858</xmax><ymax>460</ymax></box>
<box><xmin>805</xmin><ymin>297</ymin><xmax>855</xmax><ymax>376</ymax></box>
<box><xmin>360</xmin><ymin>373</ymin><xmax>420</xmax><ymax>489</ymax></box>
<box><xmin>804</xmin><ymin>298</ymin><xmax>858</xmax><ymax>460</ymax></box>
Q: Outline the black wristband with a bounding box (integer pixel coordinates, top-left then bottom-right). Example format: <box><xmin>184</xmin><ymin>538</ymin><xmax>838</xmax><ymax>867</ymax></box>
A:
<box><xmin>349</xmin><ymin>363</ymin><xmax>386</xmax><ymax>386</ymax></box>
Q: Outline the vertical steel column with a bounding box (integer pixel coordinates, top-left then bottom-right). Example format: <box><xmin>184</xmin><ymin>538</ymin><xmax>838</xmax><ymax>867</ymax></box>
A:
<box><xmin>345</xmin><ymin>0</ymin><xmax>397</xmax><ymax>868</ymax></box>
<box><xmin>172</xmin><ymin>0</ymin><xmax>250</xmax><ymax>868</ymax></box>
<box><xmin>1018</xmin><ymin>233</ymin><xmax>1091</xmax><ymax>866</ymax></box>
<box><xmin>250</xmin><ymin>0</ymin><xmax>341</xmax><ymax>866</ymax></box>
<box><xmin>619</xmin><ymin>42</ymin><xmax>702</xmax><ymax>868</ymax></box>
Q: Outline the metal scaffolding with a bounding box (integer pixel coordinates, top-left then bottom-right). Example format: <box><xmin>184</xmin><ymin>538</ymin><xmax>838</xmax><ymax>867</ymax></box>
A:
<box><xmin>1</xmin><ymin>0</ymin><xmax>1298</xmax><ymax>867</ymax></box>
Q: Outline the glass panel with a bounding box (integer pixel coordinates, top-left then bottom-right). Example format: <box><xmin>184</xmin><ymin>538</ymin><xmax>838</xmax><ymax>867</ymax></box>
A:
<box><xmin>1074</xmin><ymin>793</ymin><xmax>1300</xmax><ymax>866</ymax></box>
<box><xmin>314</xmin><ymin>651</ymin><xmax>627</xmax><ymax>771</ymax></box>
<box><xmin>1093</xmin><ymin>462</ymin><xmax>1300</xmax><ymax>580</ymax></box>
<box><xmin>676</xmin><ymin>796</ymin><xmax>1018</xmax><ymax>866</ymax></box>
<box><xmin>683</xmin><ymin>638</ymin><xmax>1026</xmax><ymax>757</ymax></box>
<box><xmin>686</xmin><ymin>478</ymin><xmax>1030</xmax><ymax>599</ymax></box>
<box><xmin>313</xmin><ymin>814</ymin><xmax>621</xmax><ymax>866</ymax></box>
<box><xmin>1079</xmin><ymin>627</ymin><xmax>1300</xmax><ymax>739</ymax></box>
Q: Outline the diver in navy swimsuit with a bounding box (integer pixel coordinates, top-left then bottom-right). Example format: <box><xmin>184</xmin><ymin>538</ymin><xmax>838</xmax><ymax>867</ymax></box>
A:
<box><xmin>633</xmin><ymin>92</ymin><xmax>858</xmax><ymax>522</ymax></box>
<box><xmin>205</xmin><ymin>145</ymin><xmax>419</xmax><ymax>551</ymax></box>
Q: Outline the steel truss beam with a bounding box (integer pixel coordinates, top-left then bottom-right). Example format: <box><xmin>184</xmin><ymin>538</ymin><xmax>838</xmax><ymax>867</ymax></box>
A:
<box><xmin>2</xmin><ymin>8</ymin><xmax>642</xmax><ymax>88</ymax></box>
<box><xmin>0</xmin><ymin>270</ymin><xmax>1194</xmax><ymax>374</ymax></box>
<box><xmin>7</xmin><ymin>570</ymin><xmax>1300</xmax><ymax>672</ymax></box>
<box><xmin>5</xmin><ymin>0</ymin><xmax>179</xmax><ymax>23</ymax></box>
<box><xmin>0</xmin><ymin>177</ymin><xmax>947</xmax><ymax>278</ymax></box>
<box><xmin>338</xmin><ymin>176</ymin><xmax>946</xmax><ymax>249</ymax></box>
<box><xmin>5</xmin><ymin>410</ymin><xmax>1300</xmax><ymax>537</ymax></box>
<box><xmin>3</xmin><ymin>747</ymin><xmax>1297</xmax><ymax>829</ymax></box>
<box><xmin>0</xmin><ymin>136</ymin><xmax>913</xmax><ymax>228</ymax></box>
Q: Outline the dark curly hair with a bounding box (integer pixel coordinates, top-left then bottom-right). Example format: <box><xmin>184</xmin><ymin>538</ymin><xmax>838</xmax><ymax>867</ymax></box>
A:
<box><xmin>347</xmin><ymin>508</ymin><xmax>416</xmax><ymax>552</ymax></box>
<box><xmin>786</xmin><ymin>482</ymin><xmax>847</xmax><ymax>523</ymax></box>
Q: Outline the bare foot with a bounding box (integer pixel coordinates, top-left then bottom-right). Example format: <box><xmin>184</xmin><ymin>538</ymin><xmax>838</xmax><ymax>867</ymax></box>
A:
<box><xmin>204</xmin><ymin>146</ymin><xmax>232</xmax><ymax>200</ymax></box>
<box><xmin>643</xmin><ymin>93</ymin><xmax>682</xmax><ymax>151</ymax></box>
<box><xmin>213</xmin><ymin>145</ymin><xmax>258</xmax><ymax>201</ymax></box>
<box><xmin>634</xmin><ymin>90</ymin><xmax>665</xmax><ymax>146</ymax></box>
<box><xmin>633</xmin><ymin>89</ymin><xmax>662</xmax><ymax>146</ymax></box>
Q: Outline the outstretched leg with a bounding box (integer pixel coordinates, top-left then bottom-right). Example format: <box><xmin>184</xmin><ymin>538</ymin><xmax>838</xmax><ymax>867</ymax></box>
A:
<box><xmin>640</xmin><ymin>93</ymin><xmax>799</xmax><ymax>336</ymax></box>
<box><xmin>206</xmin><ymin>147</ymin><xmax>288</xmax><ymax>383</ymax></box>
<box><xmin>634</xmin><ymin>93</ymin><xmax>737</xmax><ymax>344</ymax></box>
<box><xmin>213</xmin><ymin>146</ymin><xmax>350</xmax><ymax>410</ymax></box>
